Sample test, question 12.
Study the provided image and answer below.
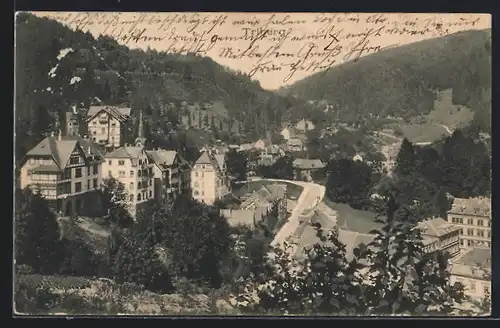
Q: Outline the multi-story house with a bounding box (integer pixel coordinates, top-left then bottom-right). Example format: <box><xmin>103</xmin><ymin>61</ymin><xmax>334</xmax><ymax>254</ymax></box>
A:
<box><xmin>86</xmin><ymin>105</ymin><xmax>131</xmax><ymax>148</ymax></box>
<box><xmin>450</xmin><ymin>247</ymin><xmax>491</xmax><ymax>303</ymax></box>
<box><xmin>101</xmin><ymin>116</ymin><xmax>154</xmax><ymax>217</ymax></box>
<box><xmin>191</xmin><ymin>150</ymin><xmax>231</xmax><ymax>205</ymax></box>
<box><xmin>64</xmin><ymin>111</ymin><xmax>80</xmax><ymax>136</ymax></box>
<box><xmin>447</xmin><ymin>197</ymin><xmax>491</xmax><ymax>249</ymax></box>
<box><xmin>19</xmin><ymin>133</ymin><xmax>104</xmax><ymax>216</ymax></box>
<box><xmin>415</xmin><ymin>217</ymin><xmax>461</xmax><ymax>258</ymax></box>
<box><xmin>147</xmin><ymin>149</ymin><xmax>183</xmax><ymax>204</ymax></box>
<box><xmin>286</xmin><ymin>138</ymin><xmax>305</xmax><ymax>153</ymax></box>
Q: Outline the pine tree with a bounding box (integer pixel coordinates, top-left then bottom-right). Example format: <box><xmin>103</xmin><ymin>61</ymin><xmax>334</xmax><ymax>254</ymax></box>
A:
<box><xmin>433</xmin><ymin>187</ymin><xmax>450</xmax><ymax>219</ymax></box>
<box><xmin>15</xmin><ymin>188</ymin><xmax>63</xmax><ymax>274</ymax></box>
<box><xmin>395</xmin><ymin>138</ymin><xmax>416</xmax><ymax>175</ymax></box>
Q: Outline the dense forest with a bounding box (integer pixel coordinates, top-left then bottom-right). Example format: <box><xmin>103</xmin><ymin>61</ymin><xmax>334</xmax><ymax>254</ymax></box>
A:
<box><xmin>280</xmin><ymin>29</ymin><xmax>491</xmax><ymax>132</ymax></box>
<box><xmin>15</xmin><ymin>13</ymin><xmax>312</xmax><ymax>163</ymax></box>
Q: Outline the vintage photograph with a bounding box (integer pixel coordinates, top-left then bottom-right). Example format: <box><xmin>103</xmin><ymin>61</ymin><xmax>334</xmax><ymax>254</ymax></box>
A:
<box><xmin>14</xmin><ymin>12</ymin><xmax>491</xmax><ymax>316</ymax></box>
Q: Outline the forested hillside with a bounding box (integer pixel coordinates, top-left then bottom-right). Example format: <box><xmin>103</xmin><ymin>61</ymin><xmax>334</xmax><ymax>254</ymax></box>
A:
<box><xmin>281</xmin><ymin>29</ymin><xmax>491</xmax><ymax>132</ymax></box>
<box><xmin>15</xmin><ymin>13</ymin><xmax>308</xmax><ymax>162</ymax></box>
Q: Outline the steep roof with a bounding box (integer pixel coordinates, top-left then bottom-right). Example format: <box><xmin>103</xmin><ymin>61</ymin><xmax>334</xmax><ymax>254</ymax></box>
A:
<box><xmin>195</xmin><ymin>151</ymin><xmax>225</xmax><ymax>172</ymax></box>
<box><xmin>86</xmin><ymin>105</ymin><xmax>131</xmax><ymax>122</ymax></box>
<box><xmin>338</xmin><ymin>228</ymin><xmax>377</xmax><ymax>261</ymax></box>
<box><xmin>416</xmin><ymin>217</ymin><xmax>461</xmax><ymax>237</ymax></box>
<box><xmin>146</xmin><ymin>150</ymin><xmax>178</xmax><ymax>168</ymax></box>
<box><xmin>105</xmin><ymin>146</ymin><xmax>144</xmax><ymax>159</ymax></box>
<box><xmin>25</xmin><ymin>136</ymin><xmax>102</xmax><ymax>169</ymax></box>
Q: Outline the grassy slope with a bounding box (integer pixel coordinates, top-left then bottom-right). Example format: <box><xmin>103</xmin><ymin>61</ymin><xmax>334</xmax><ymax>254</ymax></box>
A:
<box><xmin>281</xmin><ymin>29</ymin><xmax>491</xmax><ymax>129</ymax></box>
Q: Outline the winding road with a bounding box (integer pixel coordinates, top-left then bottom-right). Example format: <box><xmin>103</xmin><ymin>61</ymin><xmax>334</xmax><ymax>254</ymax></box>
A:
<box><xmin>252</xmin><ymin>179</ymin><xmax>326</xmax><ymax>248</ymax></box>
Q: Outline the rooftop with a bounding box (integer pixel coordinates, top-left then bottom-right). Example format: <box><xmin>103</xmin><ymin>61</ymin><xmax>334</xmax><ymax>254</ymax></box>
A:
<box><xmin>25</xmin><ymin>136</ymin><xmax>104</xmax><ymax>169</ymax></box>
<box><xmin>86</xmin><ymin>105</ymin><xmax>131</xmax><ymax>121</ymax></box>
<box><xmin>451</xmin><ymin>247</ymin><xmax>491</xmax><ymax>280</ymax></box>
<box><xmin>292</xmin><ymin>158</ymin><xmax>325</xmax><ymax>170</ymax></box>
<box><xmin>105</xmin><ymin>146</ymin><xmax>144</xmax><ymax>159</ymax></box>
<box><xmin>338</xmin><ymin>228</ymin><xmax>377</xmax><ymax>261</ymax></box>
<box><xmin>146</xmin><ymin>149</ymin><xmax>178</xmax><ymax>168</ymax></box>
<box><xmin>416</xmin><ymin>217</ymin><xmax>462</xmax><ymax>237</ymax></box>
<box><xmin>448</xmin><ymin>197</ymin><xmax>491</xmax><ymax>217</ymax></box>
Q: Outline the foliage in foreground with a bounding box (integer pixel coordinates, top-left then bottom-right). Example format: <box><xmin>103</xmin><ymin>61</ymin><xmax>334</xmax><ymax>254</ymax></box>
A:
<box><xmin>231</xmin><ymin>197</ymin><xmax>467</xmax><ymax>316</ymax></box>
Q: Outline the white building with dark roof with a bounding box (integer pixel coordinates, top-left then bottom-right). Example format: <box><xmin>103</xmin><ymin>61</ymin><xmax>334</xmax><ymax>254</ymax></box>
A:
<box><xmin>20</xmin><ymin>133</ymin><xmax>104</xmax><ymax>216</ymax></box>
<box><xmin>101</xmin><ymin>113</ymin><xmax>154</xmax><ymax>217</ymax></box>
<box><xmin>86</xmin><ymin>105</ymin><xmax>131</xmax><ymax>148</ymax></box>
<box><xmin>447</xmin><ymin>197</ymin><xmax>491</xmax><ymax>249</ymax></box>
<box><xmin>191</xmin><ymin>150</ymin><xmax>231</xmax><ymax>205</ymax></box>
<box><xmin>416</xmin><ymin>217</ymin><xmax>462</xmax><ymax>258</ymax></box>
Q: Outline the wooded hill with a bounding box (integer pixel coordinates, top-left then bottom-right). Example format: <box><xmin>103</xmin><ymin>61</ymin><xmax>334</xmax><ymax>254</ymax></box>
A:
<box><xmin>15</xmin><ymin>13</ymin><xmax>311</xmax><ymax>161</ymax></box>
<box><xmin>280</xmin><ymin>29</ymin><xmax>491</xmax><ymax>132</ymax></box>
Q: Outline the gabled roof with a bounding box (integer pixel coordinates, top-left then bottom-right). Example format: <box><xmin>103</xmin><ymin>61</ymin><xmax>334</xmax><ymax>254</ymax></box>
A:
<box><xmin>105</xmin><ymin>146</ymin><xmax>144</xmax><ymax>159</ymax></box>
<box><xmin>86</xmin><ymin>105</ymin><xmax>131</xmax><ymax>122</ymax></box>
<box><xmin>287</xmin><ymin>138</ymin><xmax>303</xmax><ymax>146</ymax></box>
<box><xmin>448</xmin><ymin>197</ymin><xmax>491</xmax><ymax>217</ymax></box>
<box><xmin>195</xmin><ymin>151</ymin><xmax>225</xmax><ymax>172</ymax></box>
<box><xmin>416</xmin><ymin>217</ymin><xmax>461</xmax><ymax>237</ymax></box>
<box><xmin>146</xmin><ymin>150</ymin><xmax>178</xmax><ymax>169</ymax></box>
<box><xmin>338</xmin><ymin>228</ymin><xmax>377</xmax><ymax>261</ymax></box>
<box><xmin>24</xmin><ymin>136</ymin><xmax>101</xmax><ymax>170</ymax></box>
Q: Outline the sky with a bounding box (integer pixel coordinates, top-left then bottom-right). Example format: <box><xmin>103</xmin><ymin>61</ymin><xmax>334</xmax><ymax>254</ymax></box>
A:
<box><xmin>32</xmin><ymin>12</ymin><xmax>491</xmax><ymax>90</ymax></box>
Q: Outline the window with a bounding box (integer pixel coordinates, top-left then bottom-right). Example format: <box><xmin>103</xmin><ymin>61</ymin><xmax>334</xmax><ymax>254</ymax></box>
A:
<box><xmin>118</xmin><ymin>160</ymin><xmax>125</xmax><ymax>166</ymax></box>
<box><xmin>130</xmin><ymin>170</ymin><xmax>134</xmax><ymax>177</ymax></box>
<box><xmin>61</xmin><ymin>168</ymin><xmax>72</xmax><ymax>180</ymax></box>
<box><xmin>75</xmin><ymin>182</ymin><xmax>82</xmax><ymax>193</ymax></box>
<box><xmin>467</xmin><ymin>228</ymin><xmax>474</xmax><ymax>236</ymax></box>
<box><xmin>477</xmin><ymin>229</ymin><xmax>484</xmax><ymax>237</ymax></box>
<box><xmin>467</xmin><ymin>219</ymin><xmax>473</xmax><ymax>225</ymax></box>
<box><xmin>460</xmin><ymin>229</ymin><xmax>464</xmax><ymax>235</ymax></box>
<box><xmin>70</xmin><ymin>156</ymin><xmax>79</xmax><ymax>165</ymax></box>
<box><xmin>470</xmin><ymin>282</ymin><xmax>476</xmax><ymax>293</ymax></box>
<box><xmin>138</xmin><ymin>170</ymin><xmax>142</xmax><ymax>177</ymax></box>
<box><xmin>101</xmin><ymin>127</ymin><xmax>106</xmax><ymax>133</ymax></box>
<box><xmin>87</xmin><ymin>180</ymin><xmax>90</xmax><ymax>190</ymax></box>
<box><xmin>195</xmin><ymin>172</ymin><xmax>199</xmax><ymax>178</ymax></box>
<box><xmin>93</xmin><ymin>178</ymin><xmax>98</xmax><ymax>189</ymax></box>
<box><xmin>75</xmin><ymin>168</ymin><xmax>82</xmax><ymax>178</ymax></box>
<box><xmin>130</xmin><ymin>182</ymin><xmax>134</xmax><ymax>189</ymax></box>
<box><xmin>459</xmin><ymin>218</ymin><xmax>463</xmax><ymax>224</ymax></box>
<box><xmin>194</xmin><ymin>182</ymin><xmax>199</xmax><ymax>188</ymax></box>
<box><xmin>137</xmin><ymin>193</ymin><xmax>142</xmax><ymax>201</ymax></box>
<box><xmin>119</xmin><ymin>171</ymin><xmax>125</xmax><ymax>178</ymax></box>
<box><xmin>111</xmin><ymin>123</ymin><xmax>116</xmax><ymax>127</ymax></box>
<box><xmin>130</xmin><ymin>194</ymin><xmax>134</xmax><ymax>202</ymax></box>
<box><xmin>93</xmin><ymin>121</ymin><xmax>97</xmax><ymax>125</ymax></box>
<box><xmin>108</xmin><ymin>170</ymin><xmax>112</xmax><ymax>177</ymax></box>
<box><xmin>138</xmin><ymin>181</ymin><xmax>142</xmax><ymax>189</ymax></box>
<box><xmin>93</xmin><ymin>164</ymin><xmax>98</xmax><ymax>175</ymax></box>
<box><xmin>93</xmin><ymin>131</ymin><xmax>97</xmax><ymax>135</ymax></box>
<box><xmin>139</xmin><ymin>159</ymin><xmax>143</xmax><ymax>166</ymax></box>
<box><xmin>194</xmin><ymin>190</ymin><xmax>199</xmax><ymax>196</ymax></box>
<box><xmin>487</xmin><ymin>231</ymin><xmax>491</xmax><ymax>238</ymax></box>
<box><xmin>487</xmin><ymin>221</ymin><xmax>491</xmax><ymax>227</ymax></box>
<box><xmin>149</xmin><ymin>179</ymin><xmax>152</xmax><ymax>186</ymax></box>
<box><xmin>486</xmin><ymin>242</ymin><xmax>491</xmax><ymax>248</ymax></box>
<box><xmin>484</xmin><ymin>285</ymin><xmax>490</xmax><ymax>295</ymax></box>
<box><xmin>149</xmin><ymin>190</ymin><xmax>152</xmax><ymax>198</ymax></box>
<box><xmin>477</xmin><ymin>220</ymin><xmax>483</xmax><ymax>226</ymax></box>
<box><xmin>108</xmin><ymin>160</ymin><xmax>112</xmax><ymax>165</ymax></box>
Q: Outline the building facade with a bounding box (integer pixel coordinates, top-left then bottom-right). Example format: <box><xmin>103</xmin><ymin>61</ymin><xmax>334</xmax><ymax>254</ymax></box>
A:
<box><xmin>292</xmin><ymin>158</ymin><xmax>325</xmax><ymax>182</ymax></box>
<box><xmin>147</xmin><ymin>149</ymin><xmax>183</xmax><ymax>204</ymax></box>
<box><xmin>416</xmin><ymin>217</ymin><xmax>461</xmax><ymax>258</ymax></box>
<box><xmin>450</xmin><ymin>247</ymin><xmax>491</xmax><ymax>302</ymax></box>
<box><xmin>101</xmin><ymin>117</ymin><xmax>154</xmax><ymax>217</ymax></box>
<box><xmin>447</xmin><ymin>197</ymin><xmax>491</xmax><ymax>249</ymax></box>
<box><xmin>86</xmin><ymin>105</ymin><xmax>131</xmax><ymax>148</ymax></box>
<box><xmin>20</xmin><ymin>134</ymin><xmax>104</xmax><ymax>216</ymax></box>
<box><xmin>191</xmin><ymin>150</ymin><xmax>231</xmax><ymax>205</ymax></box>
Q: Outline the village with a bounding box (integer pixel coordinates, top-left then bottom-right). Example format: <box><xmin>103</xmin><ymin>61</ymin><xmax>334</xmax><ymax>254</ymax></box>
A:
<box><xmin>18</xmin><ymin>102</ymin><xmax>491</xmax><ymax>313</ymax></box>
